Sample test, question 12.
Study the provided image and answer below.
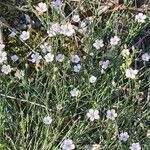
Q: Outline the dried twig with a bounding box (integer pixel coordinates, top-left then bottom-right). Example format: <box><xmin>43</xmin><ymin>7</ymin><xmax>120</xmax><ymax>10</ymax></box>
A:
<box><xmin>0</xmin><ymin>17</ymin><xmax>8</xmax><ymax>44</ymax></box>
<box><xmin>98</xmin><ymin>2</ymin><xmax>114</xmax><ymax>15</ymax></box>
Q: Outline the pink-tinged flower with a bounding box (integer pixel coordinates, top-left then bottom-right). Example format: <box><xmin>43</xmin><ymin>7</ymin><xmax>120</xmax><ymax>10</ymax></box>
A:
<box><xmin>110</xmin><ymin>36</ymin><xmax>120</xmax><ymax>46</ymax></box>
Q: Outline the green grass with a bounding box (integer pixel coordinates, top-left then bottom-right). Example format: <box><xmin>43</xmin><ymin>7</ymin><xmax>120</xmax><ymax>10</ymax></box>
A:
<box><xmin>0</xmin><ymin>0</ymin><xmax>150</xmax><ymax>149</ymax></box>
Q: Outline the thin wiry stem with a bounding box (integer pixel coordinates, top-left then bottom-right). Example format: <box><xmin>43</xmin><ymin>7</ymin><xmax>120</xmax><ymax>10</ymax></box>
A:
<box><xmin>0</xmin><ymin>94</ymin><xmax>46</xmax><ymax>108</ymax></box>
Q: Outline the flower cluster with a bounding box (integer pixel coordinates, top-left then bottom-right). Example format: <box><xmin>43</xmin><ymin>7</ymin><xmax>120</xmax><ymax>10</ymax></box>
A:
<box><xmin>47</xmin><ymin>23</ymin><xmax>75</xmax><ymax>37</ymax></box>
<box><xmin>0</xmin><ymin>44</ymin><xmax>11</xmax><ymax>74</ymax></box>
<box><xmin>93</xmin><ymin>36</ymin><xmax>120</xmax><ymax>49</ymax></box>
<box><xmin>1</xmin><ymin>1</ymin><xmax>148</xmax><ymax>149</ymax></box>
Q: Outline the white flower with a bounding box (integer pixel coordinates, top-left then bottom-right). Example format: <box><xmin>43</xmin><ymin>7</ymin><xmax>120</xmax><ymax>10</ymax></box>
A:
<box><xmin>44</xmin><ymin>53</ymin><xmax>54</xmax><ymax>62</ymax></box>
<box><xmin>142</xmin><ymin>53</ymin><xmax>150</xmax><ymax>62</ymax></box>
<box><xmin>52</xmin><ymin>0</ymin><xmax>63</xmax><ymax>10</ymax></box>
<box><xmin>0</xmin><ymin>51</ymin><xmax>7</xmax><ymax>63</ymax></box>
<box><xmin>87</xmin><ymin>109</ymin><xmax>100</xmax><ymax>121</ymax></box>
<box><xmin>89</xmin><ymin>75</ymin><xmax>97</xmax><ymax>83</ymax></box>
<box><xmin>52</xmin><ymin>23</ymin><xmax>61</xmax><ymax>32</ymax></box>
<box><xmin>101</xmin><ymin>60</ymin><xmax>110</xmax><ymax>69</ymax></box>
<box><xmin>61</xmin><ymin>139</ymin><xmax>75</xmax><ymax>150</ymax></box>
<box><xmin>135</xmin><ymin>13</ymin><xmax>146</xmax><ymax>23</ymax></box>
<box><xmin>56</xmin><ymin>54</ymin><xmax>65</xmax><ymax>62</ymax></box>
<box><xmin>119</xmin><ymin>132</ymin><xmax>129</xmax><ymax>142</ymax></box>
<box><xmin>73</xmin><ymin>64</ymin><xmax>81</xmax><ymax>73</ymax></box>
<box><xmin>20</xmin><ymin>31</ymin><xmax>30</xmax><ymax>41</ymax></box>
<box><xmin>40</xmin><ymin>43</ymin><xmax>52</xmax><ymax>53</ymax></box>
<box><xmin>130</xmin><ymin>142</ymin><xmax>141</xmax><ymax>150</ymax></box>
<box><xmin>47</xmin><ymin>30</ymin><xmax>56</xmax><ymax>37</ymax></box>
<box><xmin>81</xmin><ymin>21</ymin><xmax>87</xmax><ymax>28</ymax></box>
<box><xmin>89</xmin><ymin>52</ymin><xmax>94</xmax><ymax>56</ymax></box>
<box><xmin>72</xmin><ymin>15</ymin><xmax>80</xmax><ymax>22</ymax></box>
<box><xmin>11</xmin><ymin>55</ymin><xmax>19</xmax><ymax>62</ymax></box>
<box><xmin>61</xmin><ymin>24</ymin><xmax>75</xmax><ymax>36</ymax></box>
<box><xmin>35</xmin><ymin>2</ymin><xmax>48</xmax><ymax>14</ymax></box>
<box><xmin>0</xmin><ymin>43</ymin><xmax>5</xmax><ymax>51</ymax></box>
<box><xmin>110</xmin><ymin>36</ymin><xmax>120</xmax><ymax>46</ymax></box>
<box><xmin>93</xmin><ymin>39</ymin><xmax>104</xmax><ymax>49</ymax></box>
<box><xmin>31</xmin><ymin>52</ymin><xmax>42</xmax><ymax>64</ymax></box>
<box><xmin>121</xmin><ymin>49</ymin><xmax>130</xmax><ymax>57</ymax></box>
<box><xmin>70</xmin><ymin>88</ymin><xmax>80</xmax><ymax>97</ymax></box>
<box><xmin>79</xmin><ymin>21</ymin><xmax>88</xmax><ymax>34</ymax></box>
<box><xmin>125</xmin><ymin>68</ymin><xmax>138</xmax><ymax>79</ymax></box>
<box><xmin>47</xmin><ymin>23</ymin><xmax>61</xmax><ymax>37</ymax></box>
<box><xmin>106</xmin><ymin>109</ymin><xmax>117</xmax><ymax>120</ymax></box>
<box><xmin>1</xmin><ymin>64</ymin><xmax>11</xmax><ymax>74</ymax></box>
<box><xmin>43</xmin><ymin>116</ymin><xmax>52</xmax><ymax>125</ymax></box>
<box><xmin>71</xmin><ymin>55</ymin><xmax>80</xmax><ymax>63</ymax></box>
<box><xmin>15</xmin><ymin>70</ymin><xmax>25</xmax><ymax>79</ymax></box>
<box><xmin>147</xmin><ymin>129</ymin><xmax>150</xmax><ymax>138</ymax></box>
<box><xmin>9</xmin><ymin>31</ymin><xmax>16</xmax><ymax>37</ymax></box>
